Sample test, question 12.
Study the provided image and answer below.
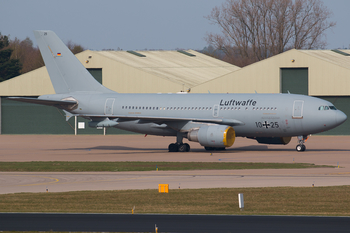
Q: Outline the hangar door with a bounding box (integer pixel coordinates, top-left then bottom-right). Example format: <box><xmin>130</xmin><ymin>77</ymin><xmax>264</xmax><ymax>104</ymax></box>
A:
<box><xmin>281</xmin><ymin>68</ymin><xmax>308</xmax><ymax>95</ymax></box>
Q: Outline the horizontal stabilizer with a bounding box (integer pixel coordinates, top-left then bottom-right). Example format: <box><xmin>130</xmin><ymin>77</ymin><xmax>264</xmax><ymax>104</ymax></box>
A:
<box><xmin>63</xmin><ymin>110</ymin><xmax>77</xmax><ymax>121</ymax></box>
<box><xmin>7</xmin><ymin>97</ymin><xmax>77</xmax><ymax>107</ymax></box>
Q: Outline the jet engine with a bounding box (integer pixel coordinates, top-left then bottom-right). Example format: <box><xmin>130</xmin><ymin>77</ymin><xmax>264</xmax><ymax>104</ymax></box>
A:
<box><xmin>187</xmin><ymin>125</ymin><xmax>236</xmax><ymax>148</ymax></box>
<box><xmin>255</xmin><ymin>137</ymin><xmax>292</xmax><ymax>145</ymax></box>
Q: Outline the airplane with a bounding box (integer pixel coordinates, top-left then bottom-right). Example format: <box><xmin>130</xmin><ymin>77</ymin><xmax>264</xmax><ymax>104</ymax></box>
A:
<box><xmin>8</xmin><ymin>30</ymin><xmax>347</xmax><ymax>152</ymax></box>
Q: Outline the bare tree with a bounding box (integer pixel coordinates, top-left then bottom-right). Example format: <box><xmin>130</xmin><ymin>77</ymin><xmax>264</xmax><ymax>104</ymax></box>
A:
<box><xmin>66</xmin><ymin>40</ymin><xmax>85</xmax><ymax>54</ymax></box>
<box><xmin>205</xmin><ymin>0</ymin><xmax>336</xmax><ymax>66</ymax></box>
<box><xmin>10</xmin><ymin>37</ymin><xmax>44</xmax><ymax>74</ymax></box>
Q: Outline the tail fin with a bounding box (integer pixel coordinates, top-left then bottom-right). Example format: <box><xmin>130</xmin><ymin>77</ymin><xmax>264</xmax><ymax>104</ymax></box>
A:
<box><xmin>34</xmin><ymin>30</ymin><xmax>113</xmax><ymax>94</ymax></box>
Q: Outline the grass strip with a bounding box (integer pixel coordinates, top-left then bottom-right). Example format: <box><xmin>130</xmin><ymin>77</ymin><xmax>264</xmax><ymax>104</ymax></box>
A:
<box><xmin>0</xmin><ymin>161</ymin><xmax>332</xmax><ymax>172</ymax></box>
<box><xmin>1</xmin><ymin>186</ymin><xmax>350</xmax><ymax>216</ymax></box>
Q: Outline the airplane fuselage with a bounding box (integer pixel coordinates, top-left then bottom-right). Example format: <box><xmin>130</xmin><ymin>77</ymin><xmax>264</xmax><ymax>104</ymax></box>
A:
<box><xmin>39</xmin><ymin>92</ymin><xmax>346</xmax><ymax>138</ymax></box>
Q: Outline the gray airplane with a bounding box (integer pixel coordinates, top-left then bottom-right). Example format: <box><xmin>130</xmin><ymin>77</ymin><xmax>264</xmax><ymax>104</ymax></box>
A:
<box><xmin>8</xmin><ymin>30</ymin><xmax>347</xmax><ymax>152</ymax></box>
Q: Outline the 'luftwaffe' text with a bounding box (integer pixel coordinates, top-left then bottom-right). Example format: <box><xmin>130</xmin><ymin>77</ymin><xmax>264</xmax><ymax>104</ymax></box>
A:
<box><xmin>220</xmin><ymin>99</ymin><xmax>257</xmax><ymax>106</ymax></box>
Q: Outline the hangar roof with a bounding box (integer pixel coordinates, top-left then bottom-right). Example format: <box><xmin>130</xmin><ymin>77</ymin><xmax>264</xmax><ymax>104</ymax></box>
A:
<box><xmin>191</xmin><ymin>49</ymin><xmax>350</xmax><ymax>96</ymax></box>
<box><xmin>299</xmin><ymin>49</ymin><xmax>350</xmax><ymax>70</ymax></box>
<box><xmin>93</xmin><ymin>49</ymin><xmax>240</xmax><ymax>87</ymax></box>
<box><xmin>0</xmin><ymin>49</ymin><xmax>239</xmax><ymax>96</ymax></box>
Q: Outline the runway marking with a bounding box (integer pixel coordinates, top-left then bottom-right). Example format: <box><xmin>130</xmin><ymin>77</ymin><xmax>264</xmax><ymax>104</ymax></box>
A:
<box><xmin>327</xmin><ymin>172</ymin><xmax>350</xmax><ymax>175</ymax></box>
<box><xmin>2</xmin><ymin>175</ymin><xmax>60</xmax><ymax>187</ymax></box>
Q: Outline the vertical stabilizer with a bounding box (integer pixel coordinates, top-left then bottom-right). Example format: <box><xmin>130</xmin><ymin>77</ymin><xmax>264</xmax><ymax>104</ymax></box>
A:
<box><xmin>34</xmin><ymin>30</ymin><xmax>113</xmax><ymax>94</ymax></box>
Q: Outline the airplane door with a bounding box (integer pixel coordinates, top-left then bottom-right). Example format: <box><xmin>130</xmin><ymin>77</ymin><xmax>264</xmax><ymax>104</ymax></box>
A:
<box><xmin>292</xmin><ymin>100</ymin><xmax>304</xmax><ymax>119</ymax></box>
<box><xmin>213</xmin><ymin>104</ymin><xmax>219</xmax><ymax>117</ymax></box>
<box><xmin>105</xmin><ymin>98</ymin><xmax>115</xmax><ymax>115</ymax></box>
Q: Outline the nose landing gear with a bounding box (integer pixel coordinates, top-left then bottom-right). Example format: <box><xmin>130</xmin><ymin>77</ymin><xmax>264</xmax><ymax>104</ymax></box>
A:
<box><xmin>296</xmin><ymin>135</ymin><xmax>308</xmax><ymax>152</ymax></box>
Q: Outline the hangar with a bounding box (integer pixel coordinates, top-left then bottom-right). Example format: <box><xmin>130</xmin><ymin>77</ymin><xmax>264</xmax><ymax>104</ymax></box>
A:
<box><xmin>0</xmin><ymin>49</ymin><xmax>239</xmax><ymax>134</ymax></box>
<box><xmin>192</xmin><ymin>49</ymin><xmax>350</xmax><ymax>135</ymax></box>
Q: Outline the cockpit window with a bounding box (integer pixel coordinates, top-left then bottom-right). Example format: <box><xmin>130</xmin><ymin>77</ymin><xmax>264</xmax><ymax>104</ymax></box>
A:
<box><xmin>318</xmin><ymin>105</ymin><xmax>337</xmax><ymax>110</ymax></box>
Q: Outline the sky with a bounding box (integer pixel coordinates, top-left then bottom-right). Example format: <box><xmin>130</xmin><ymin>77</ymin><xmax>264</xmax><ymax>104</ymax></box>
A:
<box><xmin>0</xmin><ymin>0</ymin><xmax>349</xmax><ymax>51</ymax></box>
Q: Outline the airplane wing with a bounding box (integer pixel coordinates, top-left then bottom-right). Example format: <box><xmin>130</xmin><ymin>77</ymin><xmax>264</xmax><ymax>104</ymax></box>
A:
<box><xmin>80</xmin><ymin>114</ymin><xmax>245</xmax><ymax>126</ymax></box>
<box><xmin>7</xmin><ymin>97</ymin><xmax>244</xmax><ymax>126</ymax></box>
<box><xmin>7</xmin><ymin>97</ymin><xmax>77</xmax><ymax>108</ymax></box>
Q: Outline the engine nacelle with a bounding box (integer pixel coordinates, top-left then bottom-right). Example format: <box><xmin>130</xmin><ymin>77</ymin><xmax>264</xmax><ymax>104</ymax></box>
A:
<box><xmin>187</xmin><ymin>125</ymin><xmax>236</xmax><ymax>148</ymax></box>
<box><xmin>255</xmin><ymin>137</ymin><xmax>292</xmax><ymax>145</ymax></box>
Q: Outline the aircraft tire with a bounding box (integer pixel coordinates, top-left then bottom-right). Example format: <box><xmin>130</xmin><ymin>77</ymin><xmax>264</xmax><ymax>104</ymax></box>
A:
<box><xmin>178</xmin><ymin>144</ymin><xmax>187</xmax><ymax>152</ymax></box>
<box><xmin>301</xmin><ymin>145</ymin><xmax>306</xmax><ymax>151</ymax></box>
<box><xmin>296</xmin><ymin>144</ymin><xmax>305</xmax><ymax>152</ymax></box>
<box><xmin>184</xmin><ymin>143</ymin><xmax>190</xmax><ymax>152</ymax></box>
<box><xmin>168</xmin><ymin>143</ymin><xmax>179</xmax><ymax>152</ymax></box>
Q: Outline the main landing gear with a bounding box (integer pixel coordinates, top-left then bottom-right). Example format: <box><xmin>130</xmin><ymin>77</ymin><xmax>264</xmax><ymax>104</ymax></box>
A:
<box><xmin>296</xmin><ymin>135</ymin><xmax>308</xmax><ymax>152</ymax></box>
<box><xmin>168</xmin><ymin>132</ymin><xmax>190</xmax><ymax>152</ymax></box>
<box><xmin>168</xmin><ymin>143</ymin><xmax>190</xmax><ymax>152</ymax></box>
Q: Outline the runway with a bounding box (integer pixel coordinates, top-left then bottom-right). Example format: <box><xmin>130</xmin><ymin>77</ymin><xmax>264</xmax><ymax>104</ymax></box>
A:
<box><xmin>0</xmin><ymin>135</ymin><xmax>350</xmax><ymax>194</ymax></box>
<box><xmin>1</xmin><ymin>213</ymin><xmax>349</xmax><ymax>233</ymax></box>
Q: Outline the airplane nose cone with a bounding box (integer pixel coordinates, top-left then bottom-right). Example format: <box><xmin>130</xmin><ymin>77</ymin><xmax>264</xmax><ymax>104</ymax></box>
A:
<box><xmin>336</xmin><ymin>110</ymin><xmax>347</xmax><ymax>125</ymax></box>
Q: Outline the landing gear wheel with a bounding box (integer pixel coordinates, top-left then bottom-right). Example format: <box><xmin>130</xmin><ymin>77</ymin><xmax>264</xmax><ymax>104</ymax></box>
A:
<box><xmin>178</xmin><ymin>144</ymin><xmax>187</xmax><ymax>152</ymax></box>
<box><xmin>168</xmin><ymin>143</ymin><xmax>190</xmax><ymax>152</ymax></box>
<box><xmin>296</xmin><ymin>144</ymin><xmax>306</xmax><ymax>152</ymax></box>
<box><xmin>184</xmin><ymin>143</ymin><xmax>190</xmax><ymax>152</ymax></box>
<box><xmin>168</xmin><ymin>143</ymin><xmax>178</xmax><ymax>152</ymax></box>
<box><xmin>296</xmin><ymin>135</ymin><xmax>308</xmax><ymax>152</ymax></box>
<box><xmin>296</xmin><ymin>145</ymin><xmax>302</xmax><ymax>152</ymax></box>
<box><xmin>301</xmin><ymin>144</ymin><xmax>306</xmax><ymax>151</ymax></box>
